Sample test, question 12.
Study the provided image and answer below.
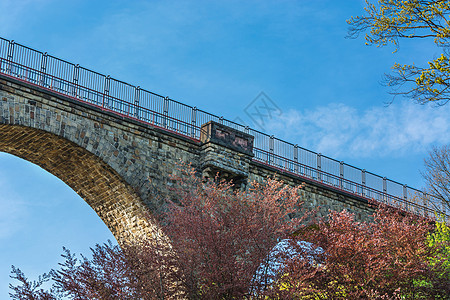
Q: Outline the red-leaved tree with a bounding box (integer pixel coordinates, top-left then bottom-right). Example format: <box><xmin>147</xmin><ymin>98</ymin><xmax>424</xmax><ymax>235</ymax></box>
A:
<box><xmin>267</xmin><ymin>204</ymin><xmax>450</xmax><ymax>299</ymax></box>
<box><xmin>10</xmin><ymin>165</ymin><xmax>450</xmax><ymax>299</ymax></box>
<box><xmin>163</xmin><ymin>166</ymin><xmax>306</xmax><ymax>299</ymax></box>
<box><xmin>10</xmin><ymin>240</ymin><xmax>179</xmax><ymax>299</ymax></box>
<box><xmin>9</xmin><ymin>166</ymin><xmax>306</xmax><ymax>299</ymax></box>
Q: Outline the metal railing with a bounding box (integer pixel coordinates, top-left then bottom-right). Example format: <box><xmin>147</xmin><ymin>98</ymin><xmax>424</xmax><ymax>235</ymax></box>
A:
<box><xmin>0</xmin><ymin>37</ymin><xmax>447</xmax><ymax>222</ymax></box>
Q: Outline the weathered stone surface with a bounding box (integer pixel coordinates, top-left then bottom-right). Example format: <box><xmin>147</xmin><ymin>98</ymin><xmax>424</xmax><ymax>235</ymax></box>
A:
<box><xmin>0</xmin><ymin>75</ymin><xmax>374</xmax><ymax>244</ymax></box>
<box><xmin>248</xmin><ymin>162</ymin><xmax>374</xmax><ymax>221</ymax></box>
<box><xmin>201</xmin><ymin>121</ymin><xmax>254</xmax><ymax>155</ymax></box>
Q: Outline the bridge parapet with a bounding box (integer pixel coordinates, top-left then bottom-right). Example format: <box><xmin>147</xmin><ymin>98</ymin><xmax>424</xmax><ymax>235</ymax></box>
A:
<box><xmin>0</xmin><ymin>36</ymin><xmax>448</xmax><ymax>223</ymax></box>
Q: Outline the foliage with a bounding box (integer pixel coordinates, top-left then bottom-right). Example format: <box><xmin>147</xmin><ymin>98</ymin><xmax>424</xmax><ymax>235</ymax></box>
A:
<box><xmin>267</xmin><ymin>205</ymin><xmax>450</xmax><ymax>299</ymax></box>
<box><xmin>347</xmin><ymin>0</ymin><xmax>450</xmax><ymax>105</ymax></box>
<box><xmin>9</xmin><ymin>167</ymin><xmax>306</xmax><ymax>299</ymax></box>
<box><xmin>9</xmin><ymin>266</ymin><xmax>55</xmax><ymax>300</ymax></box>
<box><xmin>163</xmin><ymin>167</ymin><xmax>306</xmax><ymax>299</ymax></box>
<box><xmin>423</xmin><ymin>144</ymin><xmax>450</xmax><ymax>212</ymax></box>
<box><xmin>427</xmin><ymin>218</ymin><xmax>450</xmax><ymax>279</ymax></box>
<box><xmin>9</xmin><ymin>165</ymin><xmax>450</xmax><ymax>299</ymax></box>
<box><xmin>10</xmin><ymin>240</ymin><xmax>178</xmax><ymax>300</ymax></box>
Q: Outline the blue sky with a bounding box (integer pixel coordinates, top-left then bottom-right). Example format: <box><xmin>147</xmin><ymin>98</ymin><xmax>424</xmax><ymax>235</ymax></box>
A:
<box><xmin>1</xmin><ymin>0</ymin><xmax>450</xmax><ymax>295</ymax></box>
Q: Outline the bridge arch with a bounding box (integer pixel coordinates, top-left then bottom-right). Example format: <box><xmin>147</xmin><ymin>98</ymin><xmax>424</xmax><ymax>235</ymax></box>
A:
<box><xmin>0</xmin><ymin>124</ymin><xmax>161</xmax><ymax>244</ymax></box>
<box><xmin>0</xmin><ymin>75</ymin><xmax>204</xmax><ymax>244</ymax></box>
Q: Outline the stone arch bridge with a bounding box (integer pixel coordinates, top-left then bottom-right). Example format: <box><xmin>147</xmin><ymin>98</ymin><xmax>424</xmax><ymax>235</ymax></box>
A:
<box><xmin>0</xmin><ymin>38</ymin><xmax>444</xmax><ymax>244</ymax></box>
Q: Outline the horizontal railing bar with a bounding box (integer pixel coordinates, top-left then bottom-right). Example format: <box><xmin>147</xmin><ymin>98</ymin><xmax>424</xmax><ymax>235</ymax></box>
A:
<box><xmin>78</xmin><ymin>65</ymin><xmax>109</xmax><ymax>78</ymax></box>
<box><xmin>365</xmin><ymin>170</ymin><xmax>407</xmax><ymax>187</ymax></box>
<box><xmin>12</xmin><ymin>43</ymin><xmax>45</xmax><ymax>56</ymax></box>
<box><xmin>46</xmin><ymin>54</ymin><xmax>77</xmax><ymax>68</ymax></box>
<box><xmin>109</xmin><ymin>76</ymin><xmax>136</xmax><ymax>88</ymax></box>
<box><xmin>139</xmin><ymin>87</ymin><xmax>165</xmax><ymax>99</ymax></box>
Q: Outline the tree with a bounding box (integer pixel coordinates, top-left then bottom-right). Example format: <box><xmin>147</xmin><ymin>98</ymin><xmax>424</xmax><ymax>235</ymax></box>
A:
<box><xmin>11</xmin><ymin>165</ymin><xmax>450</xmax><ymax>299</ymax></box>
<box><xmin>266</xmin><ymin>204</ymin><xmax>450</xmax><ymax>299</ymax></box>
<box><xmin>9</xmin><ymin>167</ymin><xmax>306</xmax><ymax>299</ymax></box>
<box><xmin>162</xmin><ymin>167</ymin><xmax>306</xmax><ymax>299</ymax></box>
<box><xmin>427</xmin><ymin>218</ymin><xmax>450</xmax><ymax>285</ymax></box>
<box><xmin>11</xmin><ymin>183</ymin><xmax>450</xmax><ymax>299</ymax></box>
<box><xmin>10</xmin><ymin>240</ymin><xmax>178</xmax><ymax>300</ymax></box>
<box><xmin>9</xmin><ymin>266</ymin><xmax>55</xmax><ymax>300</ymax></box>
<box><xmin>347</xmin><ymin>0</ymin><xmax>450</xmax><ymax>105</ymax></box>
<box><xmin>423</xmin><ymin>144</ymin><xmax>450</xmax><ymax>212</ymax></box>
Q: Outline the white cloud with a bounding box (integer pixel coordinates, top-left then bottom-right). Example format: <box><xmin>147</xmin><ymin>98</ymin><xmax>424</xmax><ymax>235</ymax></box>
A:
<box><xmin>265</xmin><ymin>101</ymin><xmax>450</xmax><ymax>158</ymax></box>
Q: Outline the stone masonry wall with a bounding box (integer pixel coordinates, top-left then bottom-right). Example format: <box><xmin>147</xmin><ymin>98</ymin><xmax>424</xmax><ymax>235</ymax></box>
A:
<box><xmin>0</xmin><ymin>75</ymin><xmax>202</xmax><ymax>243</ymax></box>
<box><xmin>0</xmin><ymin>74</ymin><xmax>374</xmax><ymax>244</ymax></box>
<box><xmin>248</xmin><ymin>162</ymin><xmax>375</xmax><ymax>222</ymax></box>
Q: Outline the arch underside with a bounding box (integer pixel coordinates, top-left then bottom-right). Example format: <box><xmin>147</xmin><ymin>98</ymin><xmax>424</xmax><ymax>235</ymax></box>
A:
<box><xmin>0</xmin><ymin>124</ymin><xmax>161</xmax><ymax>244</ymax></box>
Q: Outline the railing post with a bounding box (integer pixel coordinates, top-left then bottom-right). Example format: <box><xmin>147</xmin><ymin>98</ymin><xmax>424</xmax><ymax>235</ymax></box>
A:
<box><xmin>163</xmin><ymin>96</ymin><xmax>169</xmax><ymax>129</ymax></box>
<box><xmin>40</xmin><ymin>52</ymin><xmax>48</xmax><ymax>87</ymax></box>
<box><xmin>294</xmin><ymin>144</ymin><xmax>299</xmax><ymax>173</ymax></box>
<box><xmin>72</xmin><ymin>64</ymin><xmax>79</xmax><ymax>97</ymax></box>
<box><xmin>269</xmin><ymin>135</ymin><xmax>274</xmax><ymax>164</ymax></box>
<box><xmin>134</xmin><ymin>86</ymin><xmax>140</xmax><ymax>119</ymax></box>
<box><xmin>383</xmin><ymin>177</ymin><xmax>387</xmax><ymax>204</ymax></box>
<box><xmin>191</xmin><ymin>106</ymin><xmax>197</xmax><ymax>137</ymax></box>
<box><xmin>6</xmin><ymin>40</ymin><xmax>15</xmax><ymax>75</ymax></box>
<box><xmin>423</xmin><ymin>194</ymin><xmax>428</xmax><ymax>218</ymax></box>
<box><xmin>403</xmin><ymin>184</ymin><xmax>409</xmax><ymax>213</ymax></box>
<box><xmin>317</xmin><ymin>153</ymin><xmax>322</xmax><ymax>181</ymax></box>
<box><xmin>103</xmin><ymin>75</ymin><xmax>111</xmax><ymax>109</ymax></box>
<box><xmin>219</xmin><ymin>116</ymin><xmax>224</xmax><ymax>124</ymax></box>
<box><xmin>340</xmin><ymin>161</ymin><xmax>344</xmax><ymax>189</ymax></box>
<box><xmin>0</xmin><ymin>41</ymin><xmax>9</xmax><ymax>73</ymax></box>
<box><xmin>361</xmin><ymin>169</ymin><xmax>366</xmax><ymax>197</ymax></box>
